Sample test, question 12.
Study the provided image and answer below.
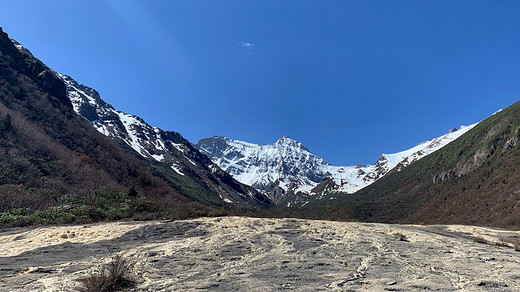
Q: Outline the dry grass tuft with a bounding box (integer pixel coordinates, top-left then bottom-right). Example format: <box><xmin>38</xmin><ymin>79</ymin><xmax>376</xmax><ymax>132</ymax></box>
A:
<box><xmin>79</xmin><ymin>252</ymin><xmax>135</xmax><ymax>292</ymax></box>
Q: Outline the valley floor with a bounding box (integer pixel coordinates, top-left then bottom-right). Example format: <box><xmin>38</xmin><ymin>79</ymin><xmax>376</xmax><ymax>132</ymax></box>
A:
<box><xmin>0</xmin><ymin>217</ymin><xmax>519</xmax><ymax>291</ymax></box>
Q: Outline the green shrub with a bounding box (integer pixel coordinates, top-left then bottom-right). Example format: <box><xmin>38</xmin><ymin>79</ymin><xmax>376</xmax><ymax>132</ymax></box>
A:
<box><xmin>129</xmin><ymin>196</ymin><xmax>154</xmax><ymax>213</ymax></box>
<box><xmin>106</xmin><ymin>207</ymin><xmax>130</xmax><ymax>221</ymax></box>
<box><xmin>0</xmin><ymin>209</ymin><xmax>37</xmax><ymax>227</ymax></box>
<box><xmin>8</xmin><ymin>208</ymin><xmax>32</xmax><ymax>216</ymax></box>
<box><xmin>37</xmin><ymin>207</ymin><xmax>76</xmax><ymax>224</ymax></box>
<box><xmin>75</xmin><ymin>205</ymin><xmax>106</xmax><ymax>222</ymax></box>
<box><xmin>0</xmin><ymin>189</ymin><xmax>161</xmax><ymax>227</ymax></box>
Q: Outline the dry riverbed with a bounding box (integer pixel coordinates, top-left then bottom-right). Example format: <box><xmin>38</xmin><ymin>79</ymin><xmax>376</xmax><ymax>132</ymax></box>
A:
<box><xmin>0</xmin><ymin>217</ymin><xmax>519</xmax><ymax>291</ymax></box>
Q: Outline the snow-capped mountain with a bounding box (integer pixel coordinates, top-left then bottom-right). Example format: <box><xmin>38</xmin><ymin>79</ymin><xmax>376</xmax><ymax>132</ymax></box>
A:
<box><xmin>195</xmin><ymin>125</ymin><xmax>477</xmax><ymax>204</ymax></box>
<box><xmin>195</xmin><ymin>136</ymin><xmax>332</xmax><ymax>202</ymax></box>
<box><xmin>54</xmin><ymin>73</ymin><xmax>270</xmax><ymax>206</ymax></box>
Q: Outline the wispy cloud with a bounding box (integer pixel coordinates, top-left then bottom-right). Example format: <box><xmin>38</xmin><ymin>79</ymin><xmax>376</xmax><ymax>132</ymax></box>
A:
<box><xmin>239</xmin><ymin>41</ymin><xmax>255</xmax><ymax>48</ymax></box>
<box><xmin>238</xmin><ymin>41</ymin><xmax>255</xmax><ymax>55</ymax></box>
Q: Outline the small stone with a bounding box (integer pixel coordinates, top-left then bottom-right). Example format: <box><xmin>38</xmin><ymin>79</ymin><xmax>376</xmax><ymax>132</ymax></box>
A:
<box><xmin>477</xmin><ymin>281</ymin><xmax>508</xmax><ymax>288</ymax></box>
<box><xmin>386</xmin><ymin>280</ymin><xmax>397</xmax><ymax>285</ymax></box>
<box><xmin>280</xmin><ymin>283</ymin><xmax>293</xmax><ymax>289</ymax></box>
<box><xmin>34</xmin><ymin>267</ymin><xmax>53</xmax><ymax>273</ymax></box>
<box><xmin>60</xmin><ymin>234</ymin><xmax>68</xmax><ymax>239</ymax></box>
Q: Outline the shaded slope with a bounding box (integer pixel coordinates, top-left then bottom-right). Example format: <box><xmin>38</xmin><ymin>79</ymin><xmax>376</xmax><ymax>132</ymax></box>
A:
<box><xmin>303</xmin><ymin>102</ymin><xmax>520</xmax><ymax>227</ymax></box>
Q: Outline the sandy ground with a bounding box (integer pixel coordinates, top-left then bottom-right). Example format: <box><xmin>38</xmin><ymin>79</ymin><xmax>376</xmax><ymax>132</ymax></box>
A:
<box><xmin>0</xmin><ymin>217</ymin><xmax>519</xmax><ymax>291</ymax></box>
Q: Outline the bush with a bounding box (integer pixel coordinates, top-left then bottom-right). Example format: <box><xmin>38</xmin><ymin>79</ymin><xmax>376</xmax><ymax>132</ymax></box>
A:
<box><xmin>129</xmin><ymin>196</ymin><xmax>154</xmax><ymax>213</ymax></box>
<box><xmin>75</xmin><ymin>205</ymin><xmax>106</xmax><ymax>222</ymax></box>
<box><xmin>0</xmin><ymin>208</ymin><xmax>37</xmax><ymax>227</ymax></box>
<box><xmin>37</xmin><ymin>207</ymin><xmax>76</xmax><ymax>224</ymax></box>
<box><xmin>0</xmin><ymin>212</ymin><xmax>36</xmax><ymax>227</ymax></box>
<box><xmin>0</xmin><ymin>189</ymin><xmax>160</xmax><ymax>227</ymax></box>
<box><xmin>79</xmin><ymin>252</ymin><xmax>135</xmax><ymax>292</ymax></box>
<box><xmin>104</xmin><ymin>207</ymin><xmax>121</xmax><ymax>221</ymax></box>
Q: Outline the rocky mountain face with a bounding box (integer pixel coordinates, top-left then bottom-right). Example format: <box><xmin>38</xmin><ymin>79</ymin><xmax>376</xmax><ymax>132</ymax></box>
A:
<box><xmin>0</xmin><ymin>27</ymin><xmax>270</xmax><ymax>221</ymax></box>
<box><xmin>195</xmin><ymin>125</ymin><xmax>476</xmax><ymax>204</ymax></box>
<box><xmin>301</xmin><ymin>102</ymin><xmax>520</xmax><ymax>227</ymax></box>
<box><xmin>195</xmin><ymin>136</ymin><xmax>331</xmax><ymax>202</ymax></box>
<box><xmin>56</xmin><ymin>74</ymin><xmax>270</xmax><ymax>207</ymax></box>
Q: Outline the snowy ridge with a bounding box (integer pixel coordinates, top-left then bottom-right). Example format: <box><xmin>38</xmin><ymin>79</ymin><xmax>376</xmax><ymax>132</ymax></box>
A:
<box><xmin>196</xmin><ymin>124</ymin><xmax>477</xmax><ymax>203</ymax></box>
<box><xmin>58</xmin><ymin>73</ymin><xmax>182</xmax><ymax>162</ymax></box>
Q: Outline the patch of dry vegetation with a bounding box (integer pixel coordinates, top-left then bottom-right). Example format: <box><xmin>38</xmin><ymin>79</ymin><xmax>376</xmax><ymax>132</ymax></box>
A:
<box><xmin>79</xmin><ymin>252</ymin><xmax>135</xmax><ymax>292</ymax></box>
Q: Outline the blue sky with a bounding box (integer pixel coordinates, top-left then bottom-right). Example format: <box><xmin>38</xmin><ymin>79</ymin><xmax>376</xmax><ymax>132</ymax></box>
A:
<box><xmin>1</xmin><ymin>0</ymin><xmax>519</xmax><ymax>165</ymax></box>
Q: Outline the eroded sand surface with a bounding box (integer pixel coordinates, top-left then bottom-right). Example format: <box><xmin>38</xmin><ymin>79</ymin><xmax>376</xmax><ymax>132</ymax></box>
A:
<box><xmin>0</xmin><ymin>217</ymin><xmax>519</xmax><ymax>291</ymax></box>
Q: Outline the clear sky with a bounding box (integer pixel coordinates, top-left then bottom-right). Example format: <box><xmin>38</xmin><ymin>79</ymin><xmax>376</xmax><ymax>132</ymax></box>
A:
<box><xmin>1</xmin><ymin>0</ymin><xmax>519</xmax><ymax>165</ymax></box>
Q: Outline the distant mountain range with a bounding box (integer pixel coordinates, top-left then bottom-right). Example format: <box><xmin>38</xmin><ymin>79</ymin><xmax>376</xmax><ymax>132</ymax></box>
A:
<box><xmin>195</xmin><ymin>125</ymin><xmax>476</xmax><ymax>205</ymax></box>
<box><xmin>51</xmin><ymin>43</ymin><xmax>476</xmax><ymax>208</ymax></box>
<box><xmin>7</xmin><ymin>29</ymin><xmax>481</xmax><ymax>209</ymax></box>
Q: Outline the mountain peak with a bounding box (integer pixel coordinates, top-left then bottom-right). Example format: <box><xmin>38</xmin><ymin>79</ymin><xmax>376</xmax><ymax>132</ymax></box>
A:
<box><xmin>277</xmin><ymin>136</ymin><xmax>294</xmax><ymax>142</ymax></box>
<box><xmin>274</xmin><ymin>136</ymin><xmax>312</xmax><ymax>153</ymax></box>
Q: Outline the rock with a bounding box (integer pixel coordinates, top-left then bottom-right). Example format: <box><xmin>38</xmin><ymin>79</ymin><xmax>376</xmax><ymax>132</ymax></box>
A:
<box><xmin>477</xmin><ymin>281</ymin><xmax>508</xmax><ymax>288</ymax></box>
<box><xmin>394</xmin><ymin>233</ymin><xmax>409</xmax><ymax>242</ymax></box>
